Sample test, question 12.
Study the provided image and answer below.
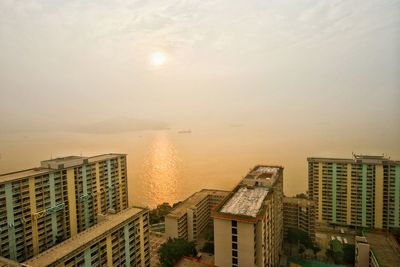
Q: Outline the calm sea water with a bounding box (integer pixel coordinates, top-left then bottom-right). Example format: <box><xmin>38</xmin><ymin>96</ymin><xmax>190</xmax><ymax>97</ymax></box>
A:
<box><xmin>1</xmin><ymin>128</ymin><xmax>397</xmax><ymax>208</ymax></box>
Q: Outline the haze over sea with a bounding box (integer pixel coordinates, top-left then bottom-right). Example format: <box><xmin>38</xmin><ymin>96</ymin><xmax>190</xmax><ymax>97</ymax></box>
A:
<box><xmin>1</xmin><ymin>123</ymin><xmax>399</xmax><ymax>208</ymax></box>
<box><xmin>1</xmin><ymin>1</ymin><xmax>399</xmax><ymax>208</ymax></box>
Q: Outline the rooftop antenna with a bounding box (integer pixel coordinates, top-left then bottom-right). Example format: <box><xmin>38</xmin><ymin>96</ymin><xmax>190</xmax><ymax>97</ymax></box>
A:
<box><xmin>51</xmin><ymin>152</ymin><xmax>53</xmax><ymax>160</ymax></box>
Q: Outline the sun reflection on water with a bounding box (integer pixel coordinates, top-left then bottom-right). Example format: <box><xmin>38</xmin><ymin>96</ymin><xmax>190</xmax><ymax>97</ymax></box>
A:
<box><xmin>142</xmin><ymin>132</ymin><xmax>181</xmax><ymax>207</ymax></box>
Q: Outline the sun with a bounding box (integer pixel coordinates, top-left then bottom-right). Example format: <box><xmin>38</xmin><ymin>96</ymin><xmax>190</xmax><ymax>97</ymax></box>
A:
<box><xmin>150</xmin><ymin>51</ymin><xmax>167</xmax><ymax>67</ymax></box>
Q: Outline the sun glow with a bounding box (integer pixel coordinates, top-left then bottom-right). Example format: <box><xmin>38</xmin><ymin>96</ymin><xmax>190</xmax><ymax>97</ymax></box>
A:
<box><xmin>150</xmin><ymin>51</ymin><xmax>167</xmax><ymax>66</ymax></box>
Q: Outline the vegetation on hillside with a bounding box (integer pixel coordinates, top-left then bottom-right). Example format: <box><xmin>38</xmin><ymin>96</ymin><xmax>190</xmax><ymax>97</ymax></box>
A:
<box><xmin>149</xmin><ymin>203</ymin><xmax>172</xmax><ymax>224</ymax></box>
<box><xmin>158</xmin><ymin>238</ymin><xmax>197</xmax><ymax>267</ymax></box>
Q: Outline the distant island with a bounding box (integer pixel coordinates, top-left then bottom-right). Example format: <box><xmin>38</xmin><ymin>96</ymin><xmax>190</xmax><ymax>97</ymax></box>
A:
<box><xmin>178</xmin><ymin>129</ymin><xmax>192</xmax><ymax>134</ymax></box>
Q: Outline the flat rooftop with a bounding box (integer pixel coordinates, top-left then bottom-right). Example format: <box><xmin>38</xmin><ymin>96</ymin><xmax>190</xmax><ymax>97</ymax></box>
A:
<box><xmin>0</xmin><ymin>153</ymin><xmax>126</xmax><ymax>183</ymax></box>
<box><xmin>283</xmin><ymin>196</ymin><xmax>315</xmax><ymax>207</ymax></box>
<box><xmin>244</xmin><ymin>165</ymin><xmax>280</xmax><ymax>180</ymax></box>
<box><xmin>308</xmin><ymin>154</ymin><xmax>399</xmax><ymax>164</ymax></box>
<box><xmin>167</xmin><ymin>189</ymin><xmax>229</xmax><ymax>219</ymax></box>
<box><xmin>175</xmin><ymin>256</ymin><xmax>215</xmax><ymax>267</ymax></box>
<box><xmin>0</xmin><ymin>167</ymin><xmax>52</xmax><ymax>183</ymax></box>
<box><xmin>366</xmin><ymin>232</ymin><xmax>400</xmax><ymax>267</ymax></box>
<box><xmin>0</xmin><ymin>257</ymin><xmax>21</xmax><ymax>267</ymax></box>
<box><xmin>241</xmin><ymin>165</ymin><xmax>282</xmax><ymax>188</ymax></box>
<box><xmin>212</xmin><ymin>165</ymin><xmax>282</xmax><ymax>221</ymax></box>
<box><xmin>220</xmin><ymin>187</ymin><xmax>269</xmax><ymax>217</ymax></box>
<box><xmin>23</xmin><ymin>207</ymin><xmax>145</xmax><ymax>267</ymax></box>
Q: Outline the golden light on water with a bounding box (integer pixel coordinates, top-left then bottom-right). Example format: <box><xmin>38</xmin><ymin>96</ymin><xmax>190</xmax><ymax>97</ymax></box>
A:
<box><xmin>142</xmin><ymin>132</ymin><xmax>181</xmax><ymax>207</ymax></box>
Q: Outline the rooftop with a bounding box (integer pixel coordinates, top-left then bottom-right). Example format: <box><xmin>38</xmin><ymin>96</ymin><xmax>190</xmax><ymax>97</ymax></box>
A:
<box><xmin>23</xmin><ymin>206</ymin><xmax>145</xmax><ymax>267</ymax></box>
<box><xmin>308</xmin><ymin>154</ymin><xmax>399</xmax><ymax>164</ymax></box>
<box><xmin>241</xmin><ymin>165</ymin><xmax>282</xmax><ymax>187</ymax></box>
<box><xmin>212</xmin><ymin>165</ymin><xmax>282</xmax><ymax>221</ymax></box>
<box><xmin>283</xmin><ymin>196</ymin><xmax>315</xmax><ymax>207</ymax></box>
<box><xmin>0</xmin><ymin>167</ymin><xmax>51</xmax><ymax>183</ymax></box>
<box><xmin>366</xmin><ymin>232</ymin><xmax>400</xmax><ymax>267</ymax></box>
<box><xmin>167</xmin><ymin>189</ymin><xmax>229</xmax><ymax>219</ymax></box>
<box><xmin>0</xmin><ymin>153</ymin><xmax>126</xmax><ymax>183</ymax></box>
<box><xmin>219</xmin><ymin>187</ymin><xmax>269</xmax><ymax>217</ymax></box>
<box><xmin>0</xmin><ymin>257</ymin><xmax>21</xmax><ymax>267</ymax></box>
<box><xmin>175</xmin><ymin>256</ymin><xmax>215</xmax><ymax>267</ymax></box>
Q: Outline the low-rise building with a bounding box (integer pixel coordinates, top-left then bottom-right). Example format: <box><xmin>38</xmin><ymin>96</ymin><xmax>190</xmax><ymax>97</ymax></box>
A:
<box><xmin>355</xmin><ymin>232</ymin><xmax>400</xmax><ymax>267</ymax></box>
<box><xmin>23</xmin><ymin>207</ymin><xmax>150</xmax><ymax>267</ymax></box>
<box><xmin>165</xmin><ymin>189</ymin><xmax>229</xmax><ymax>241</ymax></box>
<box><xmin>283</xmin><ymin>196</ymin><xmax>316</xmax><ymax>242</ymax></box>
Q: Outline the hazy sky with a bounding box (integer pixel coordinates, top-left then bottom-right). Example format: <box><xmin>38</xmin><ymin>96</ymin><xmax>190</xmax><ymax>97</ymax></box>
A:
<box><xmin>0</xmin><ymin>0</ymin><xmax>399</xmax><ymax>139</ymax></box>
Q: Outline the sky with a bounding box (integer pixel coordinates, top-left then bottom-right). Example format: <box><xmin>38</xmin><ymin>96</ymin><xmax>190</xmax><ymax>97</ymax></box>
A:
<box><xmin>0</xmin><ymin>0</ymin><xmax>399</xmax><ymax>142</ymax></box>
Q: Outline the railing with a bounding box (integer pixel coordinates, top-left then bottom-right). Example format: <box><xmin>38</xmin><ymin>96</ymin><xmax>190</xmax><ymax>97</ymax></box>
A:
<box><xmin>32</xmin><ymin>202</ymin><xmax>65</xmax><ymax>220</ymax></box>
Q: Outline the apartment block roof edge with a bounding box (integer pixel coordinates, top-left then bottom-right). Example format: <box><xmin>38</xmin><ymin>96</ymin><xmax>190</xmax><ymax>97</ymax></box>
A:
<box><xmin>212</xmin><ymin>164</ymin><xmax>283</xmax><ymax>222</ymax></box>
<box><xmin>211</xmin><ymin>184</ymin><xmax>269</xmax><ymax>223</ymax></box>
<box><xmin>23</xmin><ymin>206</ymin><xmax>147</xmax><ymax>267</ymax></box>
<box><xmin>0</xmin><ymin>153</ymin><xmax>127</xmax><ymax>183</ymax></box>
<box><xmin>307</xmin><ymin>154</ymin><xmax>399</xmax><ymax>164</ymax></box>
<box><xmin>167</xmin><ymin>189</ymin><xmax>230</xmax><ymax>218</ymax></box>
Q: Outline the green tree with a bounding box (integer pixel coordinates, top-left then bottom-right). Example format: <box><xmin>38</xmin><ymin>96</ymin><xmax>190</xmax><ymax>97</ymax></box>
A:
<box><xmin>158</xmin><ymin>238</ymin><xmax>197</xmax><ymax>267</ymax></box>
<box><xmin>390</xmin><ymin>227</ymin><xmax>400</xmax><ymax>241</ymax></box>
<box><xmin>201</xmin><ymin>242</ymin><xmax>214</xmax><ymax>254</ymax></box>
<box><xmin>149</xmin><ymin>202</ymin><xmax>173</xmax><ymax>224</ymax></box>
<box><xmin>287</xmin><ymin>227</ymin><xmax>313</xmax><ymax>249</ymax></box>
<box><xmin>343</xmin><ymin>244</ymin><xmax>355</xmax><ymax>265</ymax></box>
<box><xmin>331</xmin><ymin>239</ymin><xmax>344</xmax><ymax>264</ymax></box>
<box><xmin>295</xmin><ymin>193</ymin><xmax>308</xmax><ymax>199</ymax></box>
<box><xmin>312</xmin><ymin>245</ymin><xmax>321</xmax><ymax>256</ymax></box>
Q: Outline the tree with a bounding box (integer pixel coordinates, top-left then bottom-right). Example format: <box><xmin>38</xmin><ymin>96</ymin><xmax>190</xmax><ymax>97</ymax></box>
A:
<box><xmin>201</xmin><ymin>242</ymin><xmax>214</xmax><ymax>254</ymax></box>
<box><xmin>343</xmin><ymin>244</ymin><xmax>355</xmax><ymax>265</ymax></box>
<box><xmin>390</xmin><ymin>227</ymin><xmax>400</xmax><ymax>243</ymax></box>
<box><xmin>295</xmin><ymin>193</ymin><xmax>308</xmax><ymax>199</ymax></box>
<box><xmin>331</xmin><ymin>239</ymin><xmax>344</xmax><ymax>264</ymax></box>
<box><xmin>149</xmin><ymin>202</ymin><xmax>172</xmax><ymax>224</ymax></box>
<box><xmin>287</xmin><ymin>227</ymin><xmax>313</xmax><ymax>249</ymax></box>
<box><xmin>312</xmin><ymin>245</ymin><xmax>321</xmax><ymax>256</ymax></box>
<box><xmin>158</xmin><ymin>238</ymin><xmax>197</xmax><ymax>267</ymax></box>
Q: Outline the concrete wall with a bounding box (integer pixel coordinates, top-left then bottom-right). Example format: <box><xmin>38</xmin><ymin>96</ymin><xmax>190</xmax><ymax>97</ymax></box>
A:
<box><xmin>165</xmin><ymin>217</ymin><xmax>178</xmax><ymax>239</ymax></box>
<box><xmin>214</xmin><ymin>218</ymin><xmax>232</xmax><ymax>267</ymax></box>
<box><xmin>237</xmin><ymin>221</ymin><xmax>255</xmax><ymax>267</ymax></box>
<box><xmin>187</xmin><ymin>209</ymin><xmax>194</xmax><ymax>241</ymax></box>
<box><xmin>356</xmin><ymin>242</ymin><xmax>370</xmax><ymax>267</ymax></box>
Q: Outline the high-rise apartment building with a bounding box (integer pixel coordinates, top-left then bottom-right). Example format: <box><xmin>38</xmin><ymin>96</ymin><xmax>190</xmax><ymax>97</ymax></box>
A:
<box><xmin>283</xmin><ymin>197</ymin><xmax>316</xmax><ymax>242</ymax></box>
<box><xmin>23</xmin><ymin>207</ymin><xmax>150</xmax><ymax>267</ymax></box>
<box><xmin>308</xmin><ymin>155</ymin><xmax>400</xmax><ymax>229</ymax></box>
<box><xmin>212</xmin><ymin>165</ymin><xmax>283</xmax><ymax>267</ymax></box>
<box><xmin>165</xmin><ymin>189</ymin><xmax>229</xmax><ymax>241</ymax></box>
<box><xmin>0</xmin><ymin>154</ymin><xmax>128</xmax><ymax>261</ymax></box>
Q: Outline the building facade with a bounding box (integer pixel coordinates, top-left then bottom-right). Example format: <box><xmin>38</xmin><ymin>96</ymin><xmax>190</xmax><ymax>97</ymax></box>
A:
<box><xmin>355</xmin><ymin>236</ymin><xmax>377</xmax><ymax>267</ymax></box>
<box><xmin>165</xmin><ymin>189</ymin><xmax>229</xmax><ymax>241</ymax></box>
<box><xmin>283</xmin><ymin>197</ymin><xmax>316</xmax><ymax>242</ymax></box>
<box><xmin>308</xmin><ymin>155</ymin><xmax>400</xmax><ymax>228</ymax></box>
<box><xmin>212</xmin><ymin>166</ymin><xmax>284</xmax><ymax>267</ymax></box>
<box><xmin>0</xmin><ymin>154</ymin><xmax>128</xmax><ymax>261</ymax></box>
<box><xmin>23</xmin><ymin>207</ymin><xmax>150</xmax><ymax>267</ymax></box>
